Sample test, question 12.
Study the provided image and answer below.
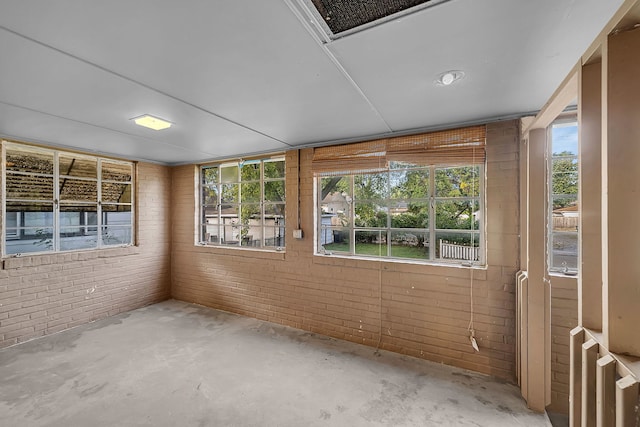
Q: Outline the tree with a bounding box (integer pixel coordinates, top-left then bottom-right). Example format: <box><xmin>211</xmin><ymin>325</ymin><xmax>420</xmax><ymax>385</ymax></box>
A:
<box><xmin>551</xmin><ymin>152</ymin><xmax>578</xmax><ymax>209</ymax></box>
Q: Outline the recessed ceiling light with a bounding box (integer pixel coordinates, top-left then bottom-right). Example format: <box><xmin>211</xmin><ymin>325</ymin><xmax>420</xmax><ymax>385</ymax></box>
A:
<box><xmin>131</xmin><ymin>114</ymin><xmax>172</xmax><ymax>130</ymax></box>
<box><xmin>435</xmin><ymin>70</ymin><xmax>465</xmax><ymax>86</ymax></box>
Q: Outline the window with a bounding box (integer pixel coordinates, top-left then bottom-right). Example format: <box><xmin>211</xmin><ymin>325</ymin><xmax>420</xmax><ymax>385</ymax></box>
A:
<box><xmin>2</xmin><ymin>142</ymin><xmax>134</xmax><ymax>256</ymax></box>
<box><xmin>200</xmin><ymin>157</ymin><xmax>285</xmax><ymax>249</ymax></box>
<box><xmin>317</xmin><ymin>164</ymin><xmax>483</xmax><ymax>263</ymax></box>
<box><xmin>549</xmin><ymin>119</ymin><xmax>579</xmax><ymax>273</ymax></box>
<box><xmin>314</xmin><ymin>126</ymin><xmax>486</xmax><ymax>265</ymax></box>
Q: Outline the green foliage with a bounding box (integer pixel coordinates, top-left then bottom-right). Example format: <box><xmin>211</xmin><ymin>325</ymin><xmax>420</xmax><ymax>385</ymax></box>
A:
<box><xmin>319</xmin><ymin>164</ymin><xmax>482</xmax><ymax>256</ymax></box>
<box><xmin>551</xmin><ymin>152</ymin><xmax>578</xmax><ymax>209</ymax></box>
<box><xmin>324</xmin><ymin>241</ymin><xmax>427</xmax><ymax>259</ymax></box>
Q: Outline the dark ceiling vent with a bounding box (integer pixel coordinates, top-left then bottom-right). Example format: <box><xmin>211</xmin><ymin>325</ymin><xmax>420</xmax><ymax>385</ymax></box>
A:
<box><xmin>310</xmin><ymin>0</ymin><xmax>432</xmax><ymax>35</ymax></box>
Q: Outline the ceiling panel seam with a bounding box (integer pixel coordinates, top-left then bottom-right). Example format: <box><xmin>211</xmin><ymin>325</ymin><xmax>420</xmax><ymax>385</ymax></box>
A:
<box><xmin>0</xmin><ymin>99</ymin><xmax>213</xmax><ymax>162</ymax></box>
<box><xmin>0</xmin><ymin>25</ymin><xmax>293</xmax><ymax>149</ymax></box>
<box><xmin>280</xmin><ymin>110</ymin><xmax>539</xmax><ymax>152</ymax></box>
<box><xmin>282</xmin><ymin>0</ymin><xmax>394</xmax><ymax>134</ymax></box>
<box><xmin>298</xmin><ymin>0</ymin><xmax>454</xmax><ymax>42</ymax></box>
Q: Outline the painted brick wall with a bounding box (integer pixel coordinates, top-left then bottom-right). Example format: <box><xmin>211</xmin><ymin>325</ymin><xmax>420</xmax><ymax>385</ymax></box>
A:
<box><xmin>172</xmin><ymin>120</ymin><xmax>521</xmax><ymax>380</ymax></box>
<box><xmin>549</xmin><ymin>276</ymin><xmax>579</xmax><ymax>414</ymax></box>
<box><xmin>0</xmin><ymin>162</ymin><xmax>172</xmax><ymax>348</ymax></box>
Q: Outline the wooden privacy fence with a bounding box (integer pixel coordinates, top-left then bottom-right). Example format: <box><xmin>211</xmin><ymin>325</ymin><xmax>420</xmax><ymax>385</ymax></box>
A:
<box><xmin>439</xmin><ymin>240</ymin><xmax>479</xmax><ymax>261</ymax></box>
<box><xmin>553</xmin><ymin>216</ymin><xmax>579</xmax><ymax>231</ymax></box>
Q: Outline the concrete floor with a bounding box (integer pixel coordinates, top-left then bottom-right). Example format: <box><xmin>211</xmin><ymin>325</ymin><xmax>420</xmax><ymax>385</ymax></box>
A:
<box><xmin>0</xmin><ymin>300</ymin><xmax>551</xmax><ymax>427</ymax></box>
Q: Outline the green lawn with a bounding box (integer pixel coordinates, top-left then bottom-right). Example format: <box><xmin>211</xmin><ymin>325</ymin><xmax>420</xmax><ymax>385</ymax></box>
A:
<box><xmin>324</xmin><ymin>242</ymin><xmax>428</xmax><ymax>259</ymax></box>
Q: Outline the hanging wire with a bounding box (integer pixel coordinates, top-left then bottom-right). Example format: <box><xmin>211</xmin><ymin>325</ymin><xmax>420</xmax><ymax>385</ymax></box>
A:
<box><xmin>374</xmin><ymin>258</ymin><xmax>383</xmax><ymax>355</ymax></box>
<box><xmin>468</xmin><ymin>148</ymin><xmax>479</xmax><ymax>351</ymax></box>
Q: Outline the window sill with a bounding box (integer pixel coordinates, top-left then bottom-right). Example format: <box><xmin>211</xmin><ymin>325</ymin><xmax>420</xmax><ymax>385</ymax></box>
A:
<box><xmin>195</xmin><ymin>243</ymin><xmax>286</xmax><ymax>261</ymax></box>
<box><xmin>549</xmin><ymin>271</ymin><xmax>579</xmax><ymax>279</ymax></box>
<box><xmin>313</xmin><ymin>252</ymin><xmax>487</xmax><ymax>275</ymax></box>
<box><xmin>2</xmin><ymin>245</ymin><xmax>140</xmax><ymax>270</ymax></box>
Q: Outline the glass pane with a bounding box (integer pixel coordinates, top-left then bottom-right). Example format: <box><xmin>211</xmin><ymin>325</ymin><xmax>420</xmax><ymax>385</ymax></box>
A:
<box><xmin>240</xmin><ymin>163</ymin><xmax>260</xmax><ymax>181</ymax></box>
<box><xmin>241</xmin><ymin>204</ymin><xmax>261</xmax><ymax>226</ymax></box>
<box><xmin>354</xmin><ymin>173</ymin><xmax>388</xmax><ymax>200</ymax></box>
<box><xmin>551</xmin><ymin>233</ymin><xmax>578</xmax><ymax>271</ymax></box>
<box><xmin>320</xmin><ymin>176</ymin><xmax>350</xmax><ymax>219</ymax></box>
<box><xmin>321</xmin><ymin>227</ymin><xmax>350</xmax><ymax>253</ymax></box>
<box><xmin>390</xmin><ymin>201</ymin><xmax>428</xmax><ymax>228</ymax></box>
<box><xmin>22</xmin><ymin>209</ymin><xmax>55</xmax><ymax>228</ymax></box>
<box><xmin>203</xmin><ymin>204</ymin><xmax>219</xmax><ymax>220</ymax></box>
<box><xmin>220</xmin><ymin>208</ymin><xmax>239</xmax><ymax>244</ymax></box>
<box><xmin>390</xmin><ymin>230</ymin><xmax>429</xmax><ymax>259</ymax></box>
<box><xmin>221</xmin><ymin>183</ymin><xmax>239</xmax><ymax>203</ymax></box>
<box><xmin>102</xmin><ymin>182</ymin><xmax>131</xmax><ymax>204</ymax></box>
<box><xmin>264</xmin><ymin>203</ymin><xmax>285</xmax><ymax>219</ymax></box>
<box><xmin>5</xmin><ymin>227</ymin><xmax>54</xmax><ymax>255</ymax></box>
<box><xmin>6</xmin><ymin>147</ymin><xmax>53</xmax><ymax>174</ymax></box>
<box><xmin>264</xmin><ymin>181</ymin><xmax>285</xmax><ymax>202</ymax></box>
<box><xmin>264</xmin><ymin>159</ymin><xmax>285</xmax><ymax>179</ymax></box>
<box><xmin>354</xmin><ymin>201</ymin><xmax>387</xmax><ymax>228</ymax></box>
<box><xmin>102</xmin><ymin>226</ymin><xmax>132</xmax><ymax>246</ymax></box>
<box><xmin>551</xmin><ymin>195</ymin><xmax>578</xmax><ymax>211</ymax></box>
<box><xmin>390</xmin><ymin>168</ymin><xmax>429</xmax><ymax>200</ymax></box>
<box><xmin>6</xmin><ymin>175</ymin><xmax>54</xmax><ymax>199</ymax></box>
<box><xmin>355</xmin><ymin>230</ymin><xmax>386</xmax><ymax>257</ymax></box>
<box><xmin>263</xmin><ymin>227</ymin><xmax>285</xmax><ymax>248</ymax></box>
<box><xmin>435</xmin><ymin>200</ymin><xmax>480</xmax><ymax>230</ymax></box>
<box><xmin>60</xmin><ymin>227</ymin><xmax>98</xmax><ymax>251</ymax></box>
<box><xmin>102</xmin><ymin>162</ymin><xmax>132</xmax><ymax>182</ymax></box>
<box><xmin>551</xmin><ymin>199</ymin><xmax>579</xmax><ymax>233</ymax></box>
<box><xmin>435</xmin><ymin>166</ymin><xmax>480</xmax><ymax>197</ymax></box>
<box><xmin>5</xmin><ymin>212</ymin><xmax>18</xmax><ymax>229</ymax></box>
<box><xmin>102</xmin><ymin>206</ymin><xmax>132</xmax><ymax>226</ymax></box>
<box><xmin>221</xmin><ymin>165</ymin><xmax>238</xmax><ymax>183</ymax></box>
<box><xmin>241</xmin><ymin>182</ymin><xmax>261</xmax><ymax>202</ymax></box>
<box><xmin>202</xmin><ymin>185</ymin><xmax>219</xmax><ymax>206</ymax></box>
<box><xmin>241</xmin><ymin>227</ymin><xmax>261</xmax><ymax>247</ymax></box>
<box><xmin>551</xmin><ymin>122</ymin><xmax>578</xmax><ymax>155</ymax></box>
<box><xmin>5</xmin><ymin>202</ymin><xmax>53</xmax><ymax>226</ymax></box>
<box><xmin>60</xmin><ymin>179</ymin><xmax>98</xmax><ymax>202</ymax></box>
<box><xmin>436</xmin><ymin>232</ymin><xmax>480</xmax><ymax>261</ymax></box>
<box><xmin>59</xmin><ymin>155</ymin><xmax>97</xmax><ymax>178</ymax></box>
<box><xmin>319</xmin><ymin>207</ymin><xmax>350</xmax><ymax>232</ymax></box>
<box><xmin>203</xmin><ymin>212</ymin><xmax>221</xmax><ymax>243</ymax></box>
<box><xmin>551</xmin><ymin>158</ymin><xmax>578</xmax><ymax>195</ymax></box>
<box><xmin>59</xmin><ymin>205</ymin><xmax>98</xmax><ymax>227</ymax></box>
<box><xmin>202</xmin><ymin>167</ymin><xmax>218</xmax><ymax>186</ymax></box>
<box><xmin>203</xmin><ymin>225</ymin><xmax>221</xmax><ymax>244</ymax></box>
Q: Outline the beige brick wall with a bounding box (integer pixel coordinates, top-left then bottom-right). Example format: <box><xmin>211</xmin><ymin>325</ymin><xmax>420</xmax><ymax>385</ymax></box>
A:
<box><xmin>0</xmin><ymin>162</ymin><xmax>172</xmax><ymax>348</ymax></box>
<box><xmin>549</xmin><ymin>276</ymin><xmax>579</xmax><ymax>414</ymax></box>
<box><xmin>172</xmin><ymin>120</ymin><xmax>521</xmax><ymax>380</ymax></box>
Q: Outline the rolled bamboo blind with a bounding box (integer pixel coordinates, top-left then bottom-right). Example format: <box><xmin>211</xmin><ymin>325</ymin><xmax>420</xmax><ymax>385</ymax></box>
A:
<box><xmin>312</xmin><ymin>125</ymin><xmax>486</xmax><ymax>175</ymax></box>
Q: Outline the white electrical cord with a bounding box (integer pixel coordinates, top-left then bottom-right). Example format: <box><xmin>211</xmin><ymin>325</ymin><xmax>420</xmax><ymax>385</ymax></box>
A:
<box><xmin>468</xmin><ymin>149</ymin><xmax>480</xmax><ymax>352</ymax></box>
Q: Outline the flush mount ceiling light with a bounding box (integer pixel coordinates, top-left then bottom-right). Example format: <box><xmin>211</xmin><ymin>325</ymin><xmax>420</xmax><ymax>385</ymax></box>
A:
<box><xmin>435</xmin><ymin>70</ymin><xmax>465</xmax><ymax>86</ymax></box>
<box><xmin>131</xmin><ymin>114</ymin><xmax>172</xmax><ymax>130</ymax></box>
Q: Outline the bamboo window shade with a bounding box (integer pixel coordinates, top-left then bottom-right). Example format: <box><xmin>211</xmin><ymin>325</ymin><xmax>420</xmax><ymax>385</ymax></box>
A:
<box><xmin>312</xmin><ymin>125</ymin><xmax>486</xmax><ymax>175</ymax></box>
<box><xmin>311</xmin><ymin>139</ymin><xmax>388</xmax><ymax>175</ymax></box>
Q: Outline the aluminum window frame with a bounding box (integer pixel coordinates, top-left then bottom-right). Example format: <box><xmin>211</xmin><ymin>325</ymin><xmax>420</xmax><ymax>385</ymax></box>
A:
<box><xmin>1</xmin><ymin>141</ymin><xmax>135</xmax><ymax>257</ymax></box>
<box><xmin>315</xmin><ymin>162</ymin><xmax>485</xmax><ymax>265</ymax></box>
<box><xmin>548</xmin><ymin>118</ymin><xmax>579</xmax><ymax>274</ymax></box>
<box><xmin>199</xmin><ymin>157</ymin><xmax>286</xmax><ymax>251</ymax></box>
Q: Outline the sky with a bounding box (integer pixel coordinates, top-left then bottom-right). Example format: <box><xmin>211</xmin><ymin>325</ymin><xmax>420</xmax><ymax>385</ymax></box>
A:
<box><xmin>551</xmin><ymin>122</ymin><xmax>578</xmax><ymax>155</ymax></box>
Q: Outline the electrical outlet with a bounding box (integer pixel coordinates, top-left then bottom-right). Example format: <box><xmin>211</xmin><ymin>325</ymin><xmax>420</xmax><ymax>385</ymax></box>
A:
<box><xmin>293</xmin><ymin>229</ymin><xmax>303</xmax><ymax>239</ymax></box>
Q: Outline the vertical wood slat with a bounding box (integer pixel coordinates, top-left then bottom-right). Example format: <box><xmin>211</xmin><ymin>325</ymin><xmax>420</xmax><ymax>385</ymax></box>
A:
<box><xmin>582</xmin><ymin>339</ymin><xmax>599</xmax><ymax>427</ymax></box>
<box><xmin>596</xmin><ymin>354</ymin><xmax>616</xmax><ymax>426</ymax></box>
<box><xmin>615</xmin><ymin>375</ymin><xmax>639</xmax><ymax>427</ymax></box>
<box><xmin>570</xmin><ymin>327</ymin><xmax>585</xmax><ymax>427</ymax></box>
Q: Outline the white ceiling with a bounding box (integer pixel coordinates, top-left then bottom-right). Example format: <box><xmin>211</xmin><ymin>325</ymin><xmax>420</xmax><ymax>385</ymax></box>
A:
<box><xmin>0</xmin><ymin>0</ymin><xmax>624</xmax><ymax>165</ymax></box>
